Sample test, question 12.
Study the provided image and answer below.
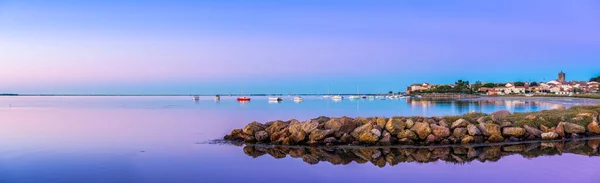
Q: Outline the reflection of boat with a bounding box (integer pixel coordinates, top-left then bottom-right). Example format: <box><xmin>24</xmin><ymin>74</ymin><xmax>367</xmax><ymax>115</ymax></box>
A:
<box><xmin>192</xmin><ymin>96</ymin><xmax>200</xmax><ymax>101</ymax></box>
<box><xmin>269</xmin><ymin>97</ymin><xmax>283</xmax><ymax>102</ymax></box>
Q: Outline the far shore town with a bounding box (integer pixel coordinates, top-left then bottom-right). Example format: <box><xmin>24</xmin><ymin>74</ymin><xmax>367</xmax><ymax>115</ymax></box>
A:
<box><xmin>407</xmin><ymin>72</ymin><xmax>600</xmax><ymax>96</ymax></box>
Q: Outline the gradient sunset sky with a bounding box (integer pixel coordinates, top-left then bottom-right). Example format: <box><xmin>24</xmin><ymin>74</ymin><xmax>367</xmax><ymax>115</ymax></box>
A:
<box><xmin>1</xmin><ymin>0</ymin><xmax>599</xmax><ymax>94</ymax></box>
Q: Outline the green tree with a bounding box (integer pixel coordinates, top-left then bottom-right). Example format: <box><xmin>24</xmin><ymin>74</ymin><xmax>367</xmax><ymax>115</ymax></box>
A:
<box><xmin>591</xmin><ymin>76</ymin><xmax>600</xmax><ymax>82</ymax></box>
<box><xmin>472</xmin><ymin>80</ymin><xmax>483</xmax><ymax>92</ymax></box>
<box><xmin>388</xmin><ymin>91</ymin><xmax>393</xmax><ymax>95</ymax></box>
<box><xmin>482</xmin><ymin>83</ymin><xmax>497</xmax><ymax>88</ymax></box>
<box><xmin>530</xmin><ymin>82</ymin><xmax>539</xmax><ymax>86</ymax></box>
<box><xmin>514</xmin><ymin>82</ymin><xmax>525</xmax><ymax>86</ymax></box>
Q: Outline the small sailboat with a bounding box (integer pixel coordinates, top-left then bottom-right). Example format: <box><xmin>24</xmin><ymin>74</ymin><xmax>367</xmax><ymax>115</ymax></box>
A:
<box><xmin>237</xmin><ymin>84</ymin><xmax>251</xmax><ymax>102</ymax></box>
<box><xmin>331</xmin><ymin>95</ymin><xmax>343</xmax><ymax>100</ymax></box>
<box><xmin>322</xmin><ymin>86</ymin><xmax>332</xmax><ymax>98</ymax></box>
<box><xmin>349</xmin><ymin>86</ymin><xmax>361</xmax><ymax>99</ymax></box>
<box><xmin>214</xmin><ymin>95</ymin><xmax>220</xmax><ymax>101</ymax></box>
<box><xmin>192</xmin><ymin>96</ymin><xmax>200</xmax><ymax>101</ymax></box>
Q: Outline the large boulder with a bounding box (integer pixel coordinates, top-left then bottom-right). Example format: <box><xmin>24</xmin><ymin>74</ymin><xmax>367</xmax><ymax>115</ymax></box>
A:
<box><xmin>479</xmin><ymin>123</ymin><xmax>501</xmax><ymax>136</ymax></box>
<box><xmin>410</xmin><ymin>122</ymin><xmax>432</xmax><ymax>140</ymax></box>
<box><xmin>556</xmin><ymin>122</ymin><xmax>565</xmax><ymax>138</ymax></box>
<box><xmin>301</xmin><ymin>121</ymin><xmax>319</xmax><ymax>134</ymax></box>
<box><xmin>431</xmin><ymin>124</ymin><xmax>451</xmax><ymax>138</ymax></box>
<box><xmin>461</xmin><ymin>135</ymin><xmax>474</xmax><ymax>144</ymax></box>
<box><xmin>265</xmin><ymin>121</ymin><xmax>287</xmax><ymax>135</ymax></box>
<box><xmin>378</xmin><ymin>131</ymin><xmax>393</xmax><ymax>146</ymax></box>
<box><xmin>491</xmin><ymin>110</ymin><xmax>511</xmax><ymax>121</ymax></box>
<box><xmin>425</xmin><ymin>134</ymin><xmax>438</xmax><ymax>144</ymax></box>
<box><xmin>224</xmin><ymin>129</ymin><xmax>243</xmax><ymax>141</ymax></box>
<box><xmin>255</xmin><ymin>131</ymin><xmax>269</xmax><ymax>142</ymax></box>
<box><xmin>488</xmin><ymin>134</ymin><xmax>505</xmax><ymax>142</ymax></box>
<box><xmin>309</xmin><ymin>129</ymin><xmax>333</xmax><ymax>142</ymax></box>
<box><xmin>541</xmin><ymin>132</ymin><xmax>559</xmax><ymax>140</ymax></box>
<box><xmin>359</xmin><ymin>128</ymin><xmax>381</xmax><ymax>144</ymax></box>
<box><xmin>351</xmin><ymin>123</ymin><xmax>374</xmax><ymax>139</ymax></box>
<box><xmin>524</xmin><ymin>125</ymin><xmax>542</xmax><ymax>137</ymax></box>
<box><xmin>385</xmin><ymin>118</ymin><xmax>406</xmax><ymax>135</ymax></box>
<box><xmin>453</xmin><ymin>127</ymin><xmax>467</xmax><ymax>138</ymax></box>
<box><xmin>451</xmin><ymin>119</ymin><xmax>469</xmax><ymax>129</ymax></box>
<box><xmin>397</xmin><ymin>130</ymin><xmax>418</xmax><ymax>140</ymax></box>
<box><xmin>502</xmin><ymin>127</ymin><xmax>525</xmax><ymax>137</ymax></box>
<box><xmin>243</xmin><ymin>121</ymin><xmax>266</xmax><ymax>135</ymax></box>
<box><xmin>351</xmin><ymin>123</ymin><xmax>381</xmax><ymax>144</ymax></box>
<box><xmin>540</xmin><ymin>125</ymin><xmax>550</xmax><ymax>133</ymax></box>
<box><xmin>324</xmin><ymin>118</ymin><xmax>342</xmax><ymax>131</ymax></box>
<box><xmin>439</xmin><ymin>120</ymin><xmax>449</xmax><ymax>128</ymax></box>
<box><xmin>270</xmin><ymin>128</ymin><xmax>290</xmax><ymax>142</ymax></box>
<box><xmin>587</xmin><ymin>121</ymin><xmax>600</xmax><ymax>134</ymax></box>
<box><xmin>289</xmin><ymin>123</ymin><xmax>306</xmax><ymax>143</ymax></box>
<box><xmin>311</xmin><ymin>116</ymin><xmax>331</xmax><ymax>124</ymax></box>
<box><xmin>499</xmin><ymin>121</ymin><xmax>513</xmax><ymax>128</ymax></box>
<box><xmin>563</xmin><ymin>122</ymin><xmax>585</xmax><ymax>134</ymax></box>
<box><xmin>467</xmin><ymin>124</ymin><xmax>482</xmax><ymax>136</ymax></box>
<box><xmin>337</xmin><ymin>117</ymin><xmax>358</xmax><ymax>137</ymax></box>
<box><xmin>405</xmin><ymin>119</ymin><xmax>415</xmax><ymax>128</ymax></box>
<box><xmin>376</xmin><ymin>117</ymin><xmax>388</xmax><ymax>127</ymax></box>
<box><xmin>340</xmin><ymin>133</ymin><xmax>354</xmax><ymax>144</ymax></box>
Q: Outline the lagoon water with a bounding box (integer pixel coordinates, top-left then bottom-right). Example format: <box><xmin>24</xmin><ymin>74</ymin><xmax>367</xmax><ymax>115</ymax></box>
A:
<box><xmin>1</xmin><ymin>96</ymin><xmax>600</xmax><ymax>183</ymax></box>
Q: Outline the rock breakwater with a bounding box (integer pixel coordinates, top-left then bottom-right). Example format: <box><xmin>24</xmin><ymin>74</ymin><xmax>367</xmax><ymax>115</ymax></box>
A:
<box><xmin>224</xmin><ymin>105</ymin><xmax>600</xmax><ymax>146</ymax></box>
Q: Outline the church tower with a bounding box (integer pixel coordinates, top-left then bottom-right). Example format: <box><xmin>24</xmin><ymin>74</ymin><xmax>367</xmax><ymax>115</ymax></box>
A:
<box><xmin>558</xmin><ymin>71</ymin><xmax>566</xmax><ymax>83</ymax></box>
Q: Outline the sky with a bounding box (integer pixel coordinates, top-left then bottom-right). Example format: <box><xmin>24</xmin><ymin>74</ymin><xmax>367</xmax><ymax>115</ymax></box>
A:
<box><xmin>0</xmin><ymin>0</ymin><xmax>599</xmax><ymax>94</ymax></box>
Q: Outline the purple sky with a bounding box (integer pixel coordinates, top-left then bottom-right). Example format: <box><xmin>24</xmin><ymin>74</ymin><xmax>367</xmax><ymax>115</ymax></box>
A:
<box><xmin>0</xmin><ymin>0</ymin><xmax>599</xmax><ymax>94</ymax></box>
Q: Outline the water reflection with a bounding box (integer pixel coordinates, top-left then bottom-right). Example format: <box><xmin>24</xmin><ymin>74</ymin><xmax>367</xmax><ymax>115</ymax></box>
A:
<box><xmin>406</xmin><ymin>98</ymin><xmax>567</xmax><ymax>115</ymax></box>
<box><xmin>239</xmin><ymin>139</ymin><xmax>600</xmax><ymax>167</ymax></box>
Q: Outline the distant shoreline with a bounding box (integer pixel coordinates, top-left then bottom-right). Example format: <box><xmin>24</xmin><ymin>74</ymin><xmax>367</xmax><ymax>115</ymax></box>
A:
<box><xmin>1</xmin><ymin>94</ymin><xmax>384</xmax><ymax>97</ymax></box>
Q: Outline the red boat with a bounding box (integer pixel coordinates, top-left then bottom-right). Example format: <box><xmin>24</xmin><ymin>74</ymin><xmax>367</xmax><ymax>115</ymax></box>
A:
<box><xmin>237</xmin><ymin>97</ymin><xmax>251</xmax><ymax>101</ymax></box>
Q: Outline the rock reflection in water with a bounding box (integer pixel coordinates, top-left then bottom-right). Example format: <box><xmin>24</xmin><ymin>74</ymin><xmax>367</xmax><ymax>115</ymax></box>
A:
<box><xmin>241</xmin><ymin>139</ymin><xmax>600</xmax><ymax>167</ymax></box>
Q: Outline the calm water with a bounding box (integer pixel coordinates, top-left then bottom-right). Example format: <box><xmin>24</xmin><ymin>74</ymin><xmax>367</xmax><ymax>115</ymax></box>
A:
<box><xmin>1</xmin><ymin>96</ymin><xmax>600</xmax><ymax>183</ymax></box>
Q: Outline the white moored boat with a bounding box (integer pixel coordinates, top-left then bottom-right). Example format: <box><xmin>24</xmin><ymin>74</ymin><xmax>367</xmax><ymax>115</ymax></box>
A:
<box><xmin>269</xmin><ymin>97</ymin><xmax>283</xmax><ymax>102</ymax></box>
<box><xmin>192</xmin><ymin>96</ymin><xmax>200</xmax><ymax>101</ymax></box>
<box><xmin>331</xmin><ymin>95</ymin><xmax>343</xmax><ymax>100</ymax></box>
<box><xmin>293</xmin><ymin>96</ymin><xmax>303</xmax><ymax>102</ymax></box>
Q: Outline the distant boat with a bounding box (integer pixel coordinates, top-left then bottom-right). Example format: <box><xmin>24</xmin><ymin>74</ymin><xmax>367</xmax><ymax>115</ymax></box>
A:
<box><xmin>331</xmin><ymin>95</ymin><xmax>343</xmax><ymax>100</ymax></box>
<box><xmin>237</xmin><ymin>97</ymin><xmax>251</xmax><ymax>102</ymax></box>
<box><xmin>269</xmin><ymin>97</ymin><xmax>283</xmax><ymax>102</ymax></box>
<box><xmin>293</xmin><ymin>96</ymin><xmax>303</xmax><ymax>102</ymax></box>
<box><xmin>349</xmin><ymin>86</ymin><xmax>361</xmax><ymax>99</ymax></box>
<box><xmin>215</xmin><ymin>95</ymin><xmax>220</xmax><ymax>101</ymax></box>
<box><xmin>349</xmin><ymin>96</ymin><xmax>361</xmax><ymax>99</ymax></box>
<box><xmin>192</xmin><ymin>96</ymin><xmax>200</xmax><ymax>101</ymax></box>
<box><xmin>322</xmin><ymin>86</ymin><xmax>332</xmax><ymax>98</ymax></box>
<box><xmin>237</xmin><ymin>84</ymin><xmax>250</xmax><ymax>102</ymax></box>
